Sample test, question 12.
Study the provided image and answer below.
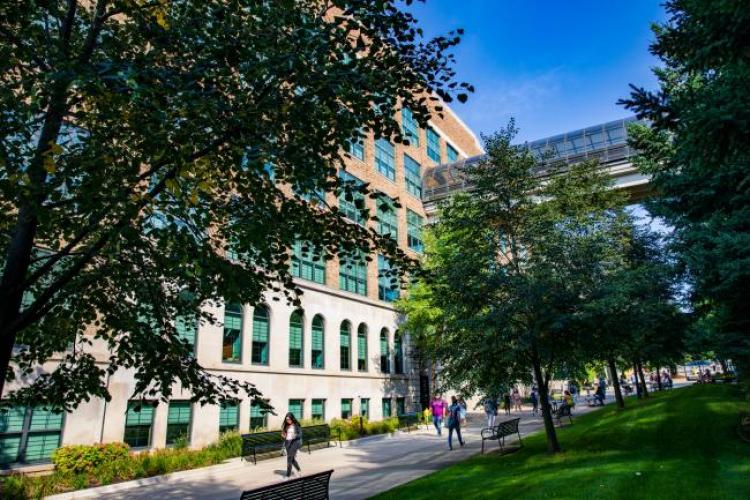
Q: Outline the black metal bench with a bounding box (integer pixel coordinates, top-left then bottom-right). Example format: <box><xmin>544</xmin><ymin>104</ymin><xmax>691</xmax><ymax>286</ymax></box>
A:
<box><xmin>302</xmin><ymin>424</ymin><xmax>337</xmax><ymax>452</ymax></box>
<box><xmin>242</xmin><ymin>425</ymin><xmax>337</xmax><ymax>464</ymax></box>
<box><xmin>554</xmin><ymin>404</ymin><xmax>573</xmax><ymax>425</ymax></box>
<box><xmin>241</xmin><ymin>430</ymin><xmax>285</xmax><ymax>465</ymax></box>
<box><xmin>480</xmin><ymin>417</ymin><xmax>522</xmax><ymax>454</ymax></box>
<box><xmin>240</xmin><ymin>469</ymin><xmax>333</xmax><ymax>500</ymax></box>
<box><xmin>398</xmin><ymin>413</ymin><xmax>420</xmax><ymax>432</ymax></box>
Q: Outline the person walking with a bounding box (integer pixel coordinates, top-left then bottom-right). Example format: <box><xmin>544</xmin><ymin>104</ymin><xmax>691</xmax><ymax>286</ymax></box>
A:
<box><xmin>530</xmin><ymin>388</ymin><xmax>539</xmax><ymax>416</ymax></box>
<box><xmin>483</xmin><ymin>395</ymin><xmax>498</xmax><ymax>428</ymax></box>
<box><xmin>503</xmin><ymin>392</ymin><xmax>511</xmax><ymax>415</ymax></box>
<box><xmin>430</xmin><ymin>394</ymin><xmax>447</xmax><ymax>436</ymax></box>
<box><xmin>512</xmin><ymin>387</ymin><xmax>523</xmax><ymax>412</ymax></box>
<box><xmin>281</xmin><ymin>412</ymin><xmax>302</xmax><ymax>479</ymax></box>
<box><xmin>446</xmin><ymin>396</ymin><xmax>465</xmax><ymax>450</ymax></box>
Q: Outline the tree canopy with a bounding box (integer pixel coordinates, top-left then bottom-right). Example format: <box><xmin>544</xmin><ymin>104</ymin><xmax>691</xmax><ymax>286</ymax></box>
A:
<box><xmin>0</xmin><ymin>0</ymin><xmax>472</xmax><ymax>409</ymax></box>
<box><xmin>398</xmin><ymin>122</ymin><xmax>630</xmax><ymax>453</ymax></box>
<box><xmin>620</xmin><ymin>0</ymin><xmax>750</xmax><ymax>377</ymax></box>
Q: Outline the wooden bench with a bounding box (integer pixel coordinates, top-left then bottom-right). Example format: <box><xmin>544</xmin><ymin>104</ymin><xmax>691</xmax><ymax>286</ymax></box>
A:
<box><xmin>480</xmin><ymin>417</ymin><xmax>522</xmax><ymax>454</ymax></box>
<box><xmin>242</xmin><ymin>425</ymin><xmax>336</xmax><ymax>465</ymax></box>
<box><xmin>398</xmin><ymin>413</ymin><xmax>420</xmax><ymax>432</ymax></box>
<box><xmin>554</xmin><ymin>404</ymin><xmax>573</xmax><ymax>425</ymax></box>
<box><xmin>240</xmin><ymin>469</ymin><xmax>333</xmax><ymax>500</ymax></box>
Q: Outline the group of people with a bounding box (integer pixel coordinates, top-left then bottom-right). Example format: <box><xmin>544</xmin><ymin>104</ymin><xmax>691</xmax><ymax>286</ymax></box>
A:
<box><xmin>429</xmin><ymin>395</ymin><xmax>467</xmax><ymax>450</ymax></box>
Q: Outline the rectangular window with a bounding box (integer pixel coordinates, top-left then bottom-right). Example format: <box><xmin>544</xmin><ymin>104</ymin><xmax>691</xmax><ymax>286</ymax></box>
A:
<box><xmin>446</xmin><ymin>143</ymin><xmax>459</xmax><ymax>163</ymax></box>
<box><xmin>219</xmin><ymin>402</ymin><xmax>239</xmax><ymax>433</ymax></box>
<box><xmin>374</xmin><ymin>138</ymin><xmax>396</xmax><ymax>181</ymax></box>
<box><xmin>311</xmin><ymin>399</ymin><xmax>326</xmax><ymax>422</ymax></box>
<box><xmin>291</xmin><ymin>240</ymin><xmax>326</xmax><ymax>284</ymax></box>
<box><xmin>361</xmin><ymin>398</ymin><xmax>370</xmax><ymax>419</ymax></box>
<box><xmin>407</xmin><ymin>210</ymin><xmax>424</xmax><ymax>253</ymax></box>
<box><xmin>311</xmin><ymin>317</ymin><xmax>325</xmax><ymax>369</ymax></box>
<box><xmin>124</xmin><ymin>401</ymin><xmax>155</xmax><ymax>449</ymax></box>
<box><xmin>222</xmin><ymin>303</ymin><xmax>243</xmax><ymax>363</ymax></box>
<box><xmin>382</xmin><ymin>398</ymin><xmax>392</xmax><ymax>419</ymax></box>
<box><xmin>250</xmin><ymin>402</ymin><xmax>267</xmax><ymax>430</ymax></box>
<box><xmin>357</xmin><ymin>331</ymin><xmax>367</xmax><ymax>372</ymax></box>
<box><xmin>339</xmin><ymin>252</ymin><xmax>367</xmax><ymax>296</ymax></box>
<box><xmin>0</xmin><ymin>406</ymin><xmax>64</xmax><ymax>465</ymax></box>
<box><xmin>404</xmin><ymin>154</ymin><xmax>422</xmax><ymax>198</ymax></box>
<box><xmin>166</xmin><ymin>401</ymin><xmax>191</xmax><ymax>446</ymax></box>
<box><xmin>338</xmin><ymin>171</ymin><xmax>366</xmax><ymax>225</ymax></box>
<box><xmin>378</xmin><ymin>255</ymin><xmax>400</xmax><ymax>302</ymax></box>
<box><xmin>251</xmin><ymin>306</ymin><xmax>269</xmax><ymax>365</ymax></box>
<box><xmin>341</xmin><ymin>399</ymin><xmax>352</xmax><ymax>419</ymax></box>
<box><xmin>175</xmin><ymin>314</ymin><xmax>197</xmax><ymax>354</ymax></box>
<box><xmin>289</xmin><ymin>311</ymin><xmax>304</xmax><ymax>368</ymax></box>
<box><xmin>288</xmin><ymin>399</ymin><xmax>304</xmax><ymax>421</ymax></box>
<box><xmin>376</xmin><ymin>196</ymin><xmax>398</xmax><ymax>240</ymax></box>
<box><xmin>349</xmin><ymin>136</ymin><xmax>365</xmax><ymax>161</ymax></box>
<box><xmin>340</xmin><ymin>323</ymin><xmax>351</xmax><ymax>371</ymax></box>
<box><xmin>426</xmin><ymin>127</ymin><xmax>441</xmax><ymax>163</ymax></box>
<box><xmin>396</xmin><ymin>397</ymin><xmax>405</xmax><ymax>416</ymax></box>
<box><xmin>401</xmin><ymin>108</ymin><xmax>420</xmax><ymax>147</ymax></box>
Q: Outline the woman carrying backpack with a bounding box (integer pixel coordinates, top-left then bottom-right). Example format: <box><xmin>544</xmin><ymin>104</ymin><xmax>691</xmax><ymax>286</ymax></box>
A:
<box><xmin>281</xmin><ymin>412</ymin><xmax>303</xmax><ymax>479</ymax></box>
<box><xmin>447</xmin><ymin>396</ymin><xmax>465</xmax><ymax>450</ymax></box>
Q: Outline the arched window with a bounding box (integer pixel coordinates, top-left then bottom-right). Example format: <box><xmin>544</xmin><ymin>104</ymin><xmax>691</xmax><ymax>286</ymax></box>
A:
<box><xmin>251</xmin><ymin>305</ymin><xmax>269</xmax><ymax>365</ymax></box>
<box><xmin>289</xmin><ymin>310</ymin><xmax>304</xmax><ymax>367</ymax></box>
<box><xmin>357</xmin><ymin>324</ymin><xmax>368</xmax><ymax>372</ymax></box>
<box><xmin>311</xmin><ymin>315</ymin><xmax>325</xmax><ymax>369</ymax></box>
<box><xmin>380</xmin><ymin>328</ymin><xmax>390</xmax><ymax>374</ymax></box>
<box><xmin>222</xmin><ymin>303</ymin><xmax>242</xmax><ymax>363</ymax></box>
<box><xmin>340</xmin><ymin>320</ymin><xmax>351</xmax><ymax>370</ymax></box>
<box><xmin>394</xmin><ymin>330</ymin><xmax>404</xmax><ymax>374</ymax></box>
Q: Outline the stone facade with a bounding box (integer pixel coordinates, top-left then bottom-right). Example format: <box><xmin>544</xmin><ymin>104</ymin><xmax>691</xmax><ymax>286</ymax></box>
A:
<box><xmin>0</xmin><ymin>102</ymin><xmax>482</xmax><ymax>464</ymax></box>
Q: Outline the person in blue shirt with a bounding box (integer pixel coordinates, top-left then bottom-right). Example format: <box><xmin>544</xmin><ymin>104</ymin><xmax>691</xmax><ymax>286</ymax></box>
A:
<box><xmin>447</xmin><ymin>396</ymin><xmax>465</xmax><ymax>450</ymax></box>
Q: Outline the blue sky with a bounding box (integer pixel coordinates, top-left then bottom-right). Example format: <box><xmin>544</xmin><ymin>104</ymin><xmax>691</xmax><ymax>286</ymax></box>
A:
<box><xmin>407</xmin><ymin>0</ymin><xmax>667</xmax><ymax>143</ymax></box>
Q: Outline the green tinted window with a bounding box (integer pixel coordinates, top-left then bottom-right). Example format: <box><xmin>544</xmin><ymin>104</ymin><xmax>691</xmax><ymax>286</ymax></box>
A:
<box><xmin>311</xmin><ymin>399</ymin><xmax>325</xmax><ymax>422</ymax></box>
<box><xmin>357</xmin><ymin>324</ymin><xmax>368</xmax><ymax>372</ymax></box>
<box><xmin>252</xmin><ymin>305</ymin><xmax>269</xmax><ymax>365</ymax></box>
<box><xmin>339</xmin><ymin>252</ymin><xmax>367</xmax><ymax>296</ymax></box>
<box><xmin>289</xmin><ymin>310</ymin><xmax>304</xmax><ymax>367</ymax></box>
<box><xmin>404</xmin><ymin>154</ymin><xmax>422</xmax><ymax>198</ymax></box>
<box><xmin>219</xmin><ymin>402</ymin><xmax>239</xmax><ymax>433</ymax></box>
<box><xmin>401</xmin><ymin>108</ymin><xmax>420</xmax><ymax>147</ymax></box>
<box><xmin>125</xmin><ymin>401</ymin><xmax>155</xmax><ymax>448</ymax></box>
<box><xmin>375</xmin><ymin>138</ymin><xmax>396</xmax><ymax>181</ymax></box>
<box><xmin>377</xmin><ymin>196</ymin><xmax>398</xmax><ymax>240</ymax></box>
<box><xmin>166</xmin><ymin>401</ymin><xmax>191</xmax><ymax>445</ymax></box>
<box><xmin>311</xmin><ymin>315</ymin><xmax>325</xmax><ymax>369</ymax></box>
<box><xmin>340</xmin><ymin>321</ymin><xmax>351</xmax><ymax>370</ymax></box>
<box><xmin>222</xmin><ymin>303</ymin><xmax>242</xmax><ymax>363</ymax></box>
<box><xmin>289</xmin><ymin>399</ymin><xmax>304</xmax><ymax>421</ymax></box>
<box><xmin>426</xmin><ymin>127</ymin><xmax>441</xmax><ymax>163</ymax></box>
<box><xmin>341</xmin><ymin>399</ymin><xmax>352</xmax><ymax>419</ymax></box>
<box><xmin>291</xmin><ymin>240</ymin><xmax>326</xmax><ymax>284</ymax></box>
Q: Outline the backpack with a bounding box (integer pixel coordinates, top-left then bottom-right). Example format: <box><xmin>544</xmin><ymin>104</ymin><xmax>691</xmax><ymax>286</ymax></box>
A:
<box><xmin>447</xmin><ymin>405</ymin><xmax>460</xmax><ymax>427</ymax></box>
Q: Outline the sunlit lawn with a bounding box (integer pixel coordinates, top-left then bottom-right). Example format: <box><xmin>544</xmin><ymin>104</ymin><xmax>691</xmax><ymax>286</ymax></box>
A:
<box><xmin>374</xmin><ymin>384</ymin><xmax>749</xmax><ymax>499</ymax></box>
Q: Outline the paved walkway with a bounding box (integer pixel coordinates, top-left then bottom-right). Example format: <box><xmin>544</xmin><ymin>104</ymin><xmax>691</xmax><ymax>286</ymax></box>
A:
<box><xmin>47</xmin><ymin>399</ymin><xmax>617</xmax><ymax>500</ymax></box>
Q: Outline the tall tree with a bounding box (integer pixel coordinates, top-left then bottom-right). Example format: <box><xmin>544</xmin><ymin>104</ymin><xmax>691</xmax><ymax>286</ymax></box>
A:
<box><xmin>0</xmin><ymin>0</ymin><xmax>472</xmax><ymax>409</ymax></box>
<box><xmin>620</xmin><ymin>0</ymin><xmax>750</xmax><ymax>377</ymax></box>
<box><xmin>401</xmin><ymin>122</ymin><xmax>626</xmax><ymax>453</ymax></box>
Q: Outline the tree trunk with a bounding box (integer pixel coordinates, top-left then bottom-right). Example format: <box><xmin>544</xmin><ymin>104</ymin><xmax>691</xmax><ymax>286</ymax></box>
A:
<box><xmin>531</xmin><ymin>348</ymin><xmax>561</xmax><ymax>453</ymax></box>
<box><xmin>632</xmin><ymin>360</ymin><xmax>641</xmax><ymax>398</ymax></box>
<box><xmin>608</xmin><ymin>357</ymin><xmax>625</xmax><ymax>409</ymax></box>
<box><xmin>655</xmin><ymin>365</ymin><xmax>663</xmax><ymax>391</ymax></box>
<box><xmin>636</xmin><ymin>359</ymin><xmax>649</xmax><ymax>398</ymax></box>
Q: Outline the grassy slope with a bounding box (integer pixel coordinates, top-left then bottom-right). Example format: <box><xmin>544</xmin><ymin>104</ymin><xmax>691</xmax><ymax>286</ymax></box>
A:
<box><xmin>374</xmin><ymin>385</ymin><xmax>749</xmax><ymax>500</ymax></box>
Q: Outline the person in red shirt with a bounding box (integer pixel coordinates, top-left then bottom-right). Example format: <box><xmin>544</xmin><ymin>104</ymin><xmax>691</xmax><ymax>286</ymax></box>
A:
<box><xmin>429</xmin><ymin>394</ymin><xmax>448</xmax><ymax>436</ymax></box>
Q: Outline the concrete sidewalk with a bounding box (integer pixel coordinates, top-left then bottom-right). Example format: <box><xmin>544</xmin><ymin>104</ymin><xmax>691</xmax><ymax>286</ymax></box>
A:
<box><xmin>47</xmin><ymin>403</ymin><xmax>611</xmax><ymax>500</ymax></box>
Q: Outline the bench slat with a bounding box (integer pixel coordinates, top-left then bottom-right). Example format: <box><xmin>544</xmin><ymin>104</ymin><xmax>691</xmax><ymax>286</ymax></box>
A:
<box><xmin>239</xmin><ymin>469</ymin><xmax>333</xmax><ymax>500</ymax></box>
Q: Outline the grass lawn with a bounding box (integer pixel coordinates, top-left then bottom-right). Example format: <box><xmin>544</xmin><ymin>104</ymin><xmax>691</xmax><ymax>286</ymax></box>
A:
<box><xmin>375</xmin><ymin>385</ymin><xmax>749</xmax><ymax>499</ymax></box>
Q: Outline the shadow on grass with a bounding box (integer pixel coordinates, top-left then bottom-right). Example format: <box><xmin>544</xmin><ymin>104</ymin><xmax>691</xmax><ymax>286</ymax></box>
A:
<box><xmin>373</xmin><ymin>385</ymin><xmax>750</xmax><ymax>500</ymax></box>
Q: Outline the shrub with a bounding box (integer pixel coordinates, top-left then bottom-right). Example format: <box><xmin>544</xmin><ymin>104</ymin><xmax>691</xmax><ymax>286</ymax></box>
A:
<box><xmin>52</xmin><ymin>443</ymin><xmax>130</xmax><ymax>474</ymax></box>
